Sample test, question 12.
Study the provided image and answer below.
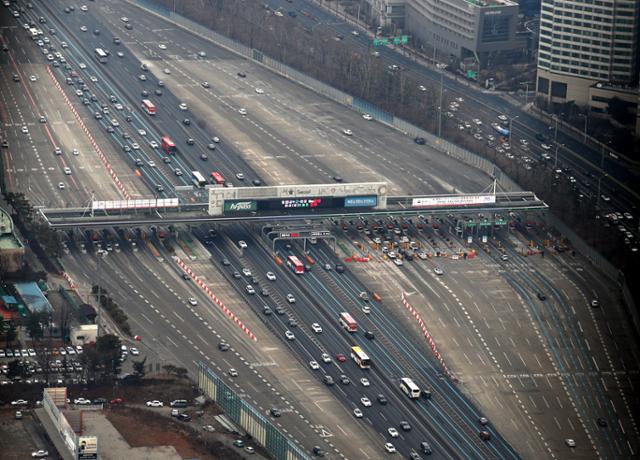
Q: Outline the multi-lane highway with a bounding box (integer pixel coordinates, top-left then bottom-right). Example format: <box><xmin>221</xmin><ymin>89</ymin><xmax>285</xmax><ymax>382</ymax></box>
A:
<box><xmin>1</xmin><ymin>1</ymin><xmax>639</xmax><ymax>459</ymax></box>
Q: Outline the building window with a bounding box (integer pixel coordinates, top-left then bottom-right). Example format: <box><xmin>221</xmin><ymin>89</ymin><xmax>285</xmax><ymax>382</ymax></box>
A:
<box><xmin>481</xmin><ymin>15</ymin><xmax>511</xmax><ymax>43</ymax></box>
<box><xmin>537</xmin><ymin>76</ymin><xmax>550</xmax><ymax>95</ymax></box>
<box><xmin>551</xmin><ymin>81</ymin><xmax>568</xmax><ymax>98</ymax></box>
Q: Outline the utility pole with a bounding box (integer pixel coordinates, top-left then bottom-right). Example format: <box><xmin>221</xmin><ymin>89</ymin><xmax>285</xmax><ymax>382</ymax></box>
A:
<box><xmin>437</xmin><ymin>63</ymin><xmax>446</xmax><ymax>138</ymax></box>
<box><xmin>554</xmin><ymin>143</ymin><xmax>564</xmax><ymax>169</ymax></box>
<box><xmin>508</xmin><ymin>115</ymin><xmax>519</xmax><ymax>146</ymax></box>
<box><xmin>95</xmin><ymin>249</ymin><xmax>108</xmax><ymax>338</ymax></box>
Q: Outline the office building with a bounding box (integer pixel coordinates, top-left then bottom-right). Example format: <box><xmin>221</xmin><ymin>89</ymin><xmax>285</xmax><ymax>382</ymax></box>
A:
<box><xmin>536</xmin><ymin>0</ymin><xmax>640</xmax><ymax>109</ymax></box>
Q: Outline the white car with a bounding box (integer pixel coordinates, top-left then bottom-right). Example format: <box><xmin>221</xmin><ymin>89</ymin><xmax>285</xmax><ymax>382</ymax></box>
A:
<box><xmin>242</xmin><ymin>268</ymin><xmax>252</xmax><ymax>277</ymax></box>
<box><xmin>238</xmin><ymin>240</ymin><xmax>247</xmax><ymax>249</ymax></box>
<box><xmin>28</xmin><ymin>348</ymin><xmax>36</xmax><ymax>357</ymax></box>
<box><xmin>311</xmin><ymin>323</ymin><xmax>323</xmax><ymax>334</ymax></box>
<box><xmin>384</xmin><ymin>443</ymin><xmax>396</xmax><ymax>453</ymax></box>
<box><xmin>285</xmin><ymin>330</ymin><xmax>295</xmax><ymax>341</ymax></box>
<box><xmin>433</xmin><ymin>267</ymin><xmax>444</xmax><ymax>275</ymax></box>
<box><xmin>72</xmin><ymin>148</ymin><xmax>79</xmax><ymax>156</ymax></box>
<box><xmin>246</xmin><ymin>285</ymin><xmax>256</xmax><ymax>295</ymax></box>
<box><xmin>131</xmin><ymin>143</ymin><xmax>140</xmax><ymax>150</ymax></box>
<box><xmin>202</xmin><ymin>81</ymin><xmax>210</xmax><ymax>88</ymax></box>
<box><xmin>360</xmin><ymin>397</ymin><xmax>372</xmax><ymax>407</ymax></box>
<box><xmin>388</xmin><ymin>427</ymin><xmax>399</xmax><ymax>438</ymax></box>
<box><xmin>498</xmin><ymin>114</ymin><xmax>508</xmax><ymax>121</ymax></box>
<box><xmin>21</xmin><ymin>126</ymin><xmax>29</xmax><ymax>134</ymax></box>
<box><xmin>138</xmin><ymin>129</ymin><xmax>147</xmax><ymax>136</ymax></box>
<box><xmin>163</xmin><ymin>68</ymin><xmax>171</xmax><ymax>74</ymax></box>
<box><xmin>159</xmin><ymin>44</ymin><xmax>167</xmax><ymax>50</ymax></box>
<box><xmin>121</xmin><ymin>17</ymin><xmax>129</xmax><ymax>22</ymax></box>
<box><xmin>58</xmin><ymin>182</ymin><xmax>65</xmax><ymax>190</ymax></box>
<box><xmin>565</xmin><ymin>439</ymin><xmax>576</xmax><ymax>448</ymax></box>
<box><xmin>31</xmin><ymin>451</ymin><xmax>49</xmax><ymax>458</ymax></box>
<box><xmin>80</xmin><ymin>26</ymin><xmax>88</xmax><ymax>32</ymax></box>
<box><xmin>238</xmin><ymin>108</ymin><xmax>247</xmax><ymax>115</ymax></box>
<box><xmin>117</xmin><ymin>51</ymin><xmax>124</xmax><ymax>58</ymax></box>
<box><xmin>393</xmin><ymin>259</ymin><xmax>404</xmax><ymax>266</ymax></box>
<box><xmin>354</xmin><ymin>408</ymin><xmax>363</xmax><ymax>418</ymax></box>
<box><xmin>418</xmin><ymin>85</ymin><xmax>427</xmax><ymax>92</ymax></box>
<box><xmin>321</xmin><ymin>353</ymin><xmax>332</xmax><ymax>363</ymax></box>
<box><xmin>309</xmin><ymin>360</ymin><xmax>320</xmax><ymax>370</ymax></box>
<box><xmin>79</xmin><ymin>63</ymin><xmax>87</xmax><ymax>69</ymax></box>
<box><xmin>236</xmin><ymin>172</ymin><xmax>245</xmax><ymax>180</ymax></box>
<box><xmin>63</xmin><ymin>167</ymin><xmax>72</xmax><ymax>175</ymax></box>
<box><xmin>130</xmin><ymin>347</ymin><xmax>140</xmax><ymax>356</ymax></box>
<box><xmin>150</xmin><ymin>141</ymin><xmax>159</xmax><ymax>149</ymax></box>
<box><xmin>228</xmin><ymin>368</ymin><xmax>238</xmax><ymax>377</ymax></box>
<box><xmin>541</xmin><ymin>143</ymin><xmax>552</xmax><ymax>150</ymax></box>
<box><xmin>74</xmin><ymin>398</ymin><xmax>91</xmax><ymax>405</ymax></box>
<box><xmin>255</xmin><ymin>88</ymin><xmax>264</xmax><ymax>94</ymax></box>
<box><xmin>351</xmin><ymin>30</ymin><xmax>360</xmax><ymax>36</ymax></box>
<box><xmin>146</xmin><ymin>400</ymin><xmax>163</xmax><ymax>407</ymax></box>
<box><xmin>11</xmin><ymin>399</ymin><xmax>28</xmax><ymax>406</ymax></box>
<box><xmin>188</xmin><ymin>297</ymin><xmax>198</xmax><ymax>306</ymax></box>
<box><xmin>266</xmin><ymin>271</ymin><xmax>276</xmax><ymax>281</ymax></box>
<box><xmin>139</xmin><ymin>74</ymin><xmax>147</xmax><ymax>81</ymax></box>
<box><xmin>30</xmin><ymin>75</ymin><xmax>37</xmax><ymax>82</ymax></box>
<box><xmin>80</xmin><ymin>5</ymin><xmax>88</xmax><ymax>11</ymax></box>
<box><xmin>286</xmin><ymin>294</ymin><xmax>296</xmax><ymax>304</ymax></box>
<box><xmin>360</xmin><ymin>378</ymin><xmax>370</xmax><ymax>387</ymax></box>
<box><xmin>362</xmin><ymin>113</ymin><xmax>373</xmax><ymax>121</ymax></box>
<box><xmin>343</xmin><ymin>128</ymin><xmax>353</xmax><ymax>136</ymax></box>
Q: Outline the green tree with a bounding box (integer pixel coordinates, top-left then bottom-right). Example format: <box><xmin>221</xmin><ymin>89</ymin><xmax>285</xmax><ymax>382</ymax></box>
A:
<box><xmin>162</xmin><ymin>364</ymin><xmax>177</xmax><ymax>375</ymax></box>
<box><xmin>132</xmin><ymin>357</ymin><xmax>147</xmax><ymax>379</ymax></box>
<box><xmin>25</xmin><ymin>312</ymin><xmax>46</xmax><ymax>342</ymax></box>
<box><xmin>7</xmin><ymin>359</ymin><xmax>25</xmax><ymax>380</ymax></box>
<box><xmin>608</xmin><ymin>97</ymin><xmax>634</xmax><ymax>125</ymax></box>
<box><xmin>175</xmin><ymin>367</ymin><xmax>188</xmax><ymax>379</ymax></box>
<box><xmin>96</xmin><ymin>334</ymin><xmax>122</xmax><ymax>379</ymax></box>
<box><xmin>4</xmin><ymin>322</ymin><xmax>17</xmax><ymax>347</ymax></box>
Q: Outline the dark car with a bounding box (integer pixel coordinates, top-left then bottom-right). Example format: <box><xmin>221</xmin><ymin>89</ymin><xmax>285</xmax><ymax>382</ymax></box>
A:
<box><xmin>312</xmin><ymin>446</ymin><xmax>325</xmax><ymax>457</ymax></box>
<box><xmin>400</xmin><ymin>421</ymin><xmax>411</xmax><ymax>431</ymax></box>
<box><xmin>537</xmin><ymin>292</ymin><xmax>547</xmax><ymax>301</ymax></box>
<box><xmin>322</xmin><ymin>375</ymin><xmax>335</xmax><ymax>386</ymax></box>
<box><xmin>597</xmin><ymin>418</ymin><xmax>608</xmax><ymax>427</ymax></box>
<box><xmin>335</xmin><ymin>264</ymin><xmax>345</xmax><ymax>273</ymax></box>
<box><xmin>182</xmin><ymin>273</ymin><xmax>190</xmax><ymax>280</ymax></box>
<box><xmin>183</xmin><ymin>118</ymin><xmax>191</xmax><ymax>126</ymax></box>
<box><xmin>275</xmin><ymin>306</ymin><xmax>286</xmax><ymax>315</ymax></box>
<box><xmin>186</xmin><ymin>138</ymin><xmax>195</xmax><ymax>145</ymax></box>
<box><xmin>222</xmin><ymin>258</ymin><xmax>231</xmax><ymax>266</ymax></box>
<box><xmin>410</xmin><ymin>453</ymin><xmax>422</xmax><ymax>460</ymax></box>
<box><xmin>339</xmin><ymin>374</ymin><xmax>350</xmax><ymax>385</ymax></box>
<box><xmin>364</xmin><ymin>330</ymin><xmax>375</xmax><ymax>340</ymax></box>
<box><xmin>414</xmin><ymin>137</ymin><xmax>426</xmax><ymax>145</ymax></box>
<box><xmin>479</xmin><ymin>431</ymin><xmax>491</xmax><ymax>441</ymax></box>
<box><xmin>270</xmin><ymin>407</ymin><xmax>281</xmax><ymax>417</ymax></box>
<box><xmin>237</xmin><ymin>71</ymin><xmax>247</xmax><ymax>78</ymax></box>
<box><xmin>177</xmin><ymin>413</ymin><xmax>191</xmax><ymax>422</ymax></box>
<box><xmin>377</xmin><ymin>394</ymin><xmax>388</xmax><ymax>405</ymax></box>
<box><xmin>420</xmin><ymin>441</ymin><xmax>432</xmax><ymax>455</ymax></box>
<box><xmin>218</xmin><ymin>342</ymin><xmax>230</xmax><ymax>351</ymax></box>
<box><xmin>92</xmin><ymin>398</ymin><xmax>107</xmax><ymax>404</ymax></box>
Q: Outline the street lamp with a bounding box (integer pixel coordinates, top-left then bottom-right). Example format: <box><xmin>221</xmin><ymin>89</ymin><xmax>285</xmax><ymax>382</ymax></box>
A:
<box><xmin>554</xmin><ymin>143</ymin><xmax>565</xmax><ymax>169</ymax></box>
<box><xmin>436</xmin><ymin>63</ymin><xmax>447</xmax><ymax>138</ymax></box>
<box><xmin>95</xmin><ymin>249</ymin><xmax>108</xmax><ymax>338</ymax></box>
<box><xmin>508</xmin><ymin>116</ymin><xmax>519</xmax><ymax>146</ymax></box>
<box><xmin>578</xmin><ymin>113</ymin><xmax>589</xmax><ymax>143</ymax></box>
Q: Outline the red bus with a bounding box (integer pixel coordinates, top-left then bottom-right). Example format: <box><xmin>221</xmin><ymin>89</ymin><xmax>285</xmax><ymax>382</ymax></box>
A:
<box><xmin>339</xmin><ymin>312</ymin><xmax>358</xmax><ymax>332</ymax></box>
<box><xmin>161</xmin><ymin>136</ymin><xmax>177</xmax><ymax>155</ymax></box>
<box><xmin>210</xmin><ymin>172</ymin><xmax>225</xmax><ymax>186</ymax></box>
<box><xmin>142</xmin><ymin>99</ymin><xmax>156</xmax><ymax>115</ymax></box>
<box><xmin>287</xmin><ymin>255</ymin><xmax>305</xmax><ymax>274</ymax></box>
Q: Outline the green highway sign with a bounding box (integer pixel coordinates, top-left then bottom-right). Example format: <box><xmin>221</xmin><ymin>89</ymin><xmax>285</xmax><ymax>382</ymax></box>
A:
<box><xmin>465</xmin><ymin>221</ymin><xmax>477</xmax><ymax>228</ymax></box>
<box><xmin>479</xmin><ymin>220</ymin><xmax>492</xmax><ymax>227</ymax></box>
<box><xmin>224</xmin><ymin>200</ymin><xmax>257</xmax><ymax>213</ymax></box>
<box><xmin>495</xmin><ymin>219</ymin><xmax>507</xmax><ymax>225</ymax></box>
<box><xmin>373</xmin><ymin>35</ymin><xmax>409</xmax><ymax>47</ymax></box>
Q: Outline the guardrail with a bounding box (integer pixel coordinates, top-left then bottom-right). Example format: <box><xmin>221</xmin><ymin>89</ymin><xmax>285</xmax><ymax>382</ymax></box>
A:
<box><xmin>197</xmin><ymin>362</ymin><xmax>311</xmax><ymax>460</ymax></box>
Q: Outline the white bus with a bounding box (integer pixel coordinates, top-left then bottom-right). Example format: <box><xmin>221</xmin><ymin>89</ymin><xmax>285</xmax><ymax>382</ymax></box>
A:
<box><xmin>95</xmin><ymin>48</ymin><xmax>108</xmax><ymax>63</ymax></box>
<box><xmin>351</xmin><ymin>346</ymin><xmax>371</xmax><ymax>369</ymax></box>
<box><xmin>399</xmin><ymin>377</ymin><xmax>421</xmax><ymax>399</ymax></box>
<box><xmin>191</xmin><ymin>171</ymin><xmax>207</xmax><ymax>187</ymax></box>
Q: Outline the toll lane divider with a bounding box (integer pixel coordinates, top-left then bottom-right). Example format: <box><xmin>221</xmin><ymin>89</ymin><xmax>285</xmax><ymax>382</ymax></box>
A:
<box><xmin>46</xmin><ymin>66</ymin><xmax>131</xmax><ymax>200</ymax></box>
<box><xmin>61</xmin><ymin>271</ymin><xmax>77</xmax><ymax>290</ymax></box>
<box><xmin>401</xmin><ymin>292</ymin><xmax>458</xmax><ymax>383</ymax></box>
<box><xmin>174</xmin><ymin>256</ymin><xmax>257</xmax><ymax>341</ymax></box>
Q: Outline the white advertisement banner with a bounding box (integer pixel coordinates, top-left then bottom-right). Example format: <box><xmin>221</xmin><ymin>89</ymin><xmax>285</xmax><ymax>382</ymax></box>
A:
<box><xmin>92</xmin><ymin>198</ymin><xmax>179</xmax><ymax>210</ymax></box>
<box><xmin>412</xmin><ymin>194</ymin><xmax>496</xmax><ymax>208</ymax></box>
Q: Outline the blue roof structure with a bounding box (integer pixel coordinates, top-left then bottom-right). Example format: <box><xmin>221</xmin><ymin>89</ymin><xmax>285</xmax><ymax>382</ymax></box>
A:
<box><xmin>14</xmin><ymin>282</ymin><xmax>53</xmax><ymax>315</ymax></box>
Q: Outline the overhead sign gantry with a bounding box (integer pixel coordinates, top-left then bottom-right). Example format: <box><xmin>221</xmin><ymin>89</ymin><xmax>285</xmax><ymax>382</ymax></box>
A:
<box><xmin>207</xmin><ymin>182</ymin><xmax>388</xmax><ymax>216</ymax></box>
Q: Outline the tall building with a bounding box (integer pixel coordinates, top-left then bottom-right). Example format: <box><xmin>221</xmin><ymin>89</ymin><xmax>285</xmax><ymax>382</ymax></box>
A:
<box><xmin>536</xmin><ymin>0</ymin><xmax>640</xmax><ymax>108</ymax></box>
<box><xmin>367</xmin><ymin>0</ymin><xmax>525</xmax><ymax>66</ymax></box>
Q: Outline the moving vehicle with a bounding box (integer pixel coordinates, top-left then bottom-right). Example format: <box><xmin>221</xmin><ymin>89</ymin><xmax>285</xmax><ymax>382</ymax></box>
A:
<box><xmin>351</xmin><ymin>346</ymin><xmax>371</xmax><ymax>369</ymax></box>
<box><xmin>95</xmin><ymin>47</ymin><xmax>107</xmax><ymax>63</ymax></box>
<box><xmin>211</xmin><ymin>171</ymin><xmax>225</xmax><ymax>186</ymax></box>
<box><xmin>339</xmin><ymin>312</ymin><xmax>358</xmax><ymax>332</ymax></box>
<box><xmin>400</xmin><ymin>377</ymin><xmax>421</xmax><ymax>399</ymax></box>
<box><xmin>492</xmin><ymin>123</ymin><xmax>510</xmax><ymax>137</ymax></box>
<box><xmin>287</xmin><ymin>255</ymin><xmax>305</xmax><ymax>274</ymax></box>
<box><xmin>161</xmin><ymin>136</ymin><xmax>177</xmax><ymax>155</ymax></box>
<box><xmin>142</xmin><ymin>99</ymin><xmax>156</xmax><ymax>115</ymax></box>
<box><xmin>191</xmin><ymin>171</ymin><xmax>207</xmax><ymax>187</ymax></box>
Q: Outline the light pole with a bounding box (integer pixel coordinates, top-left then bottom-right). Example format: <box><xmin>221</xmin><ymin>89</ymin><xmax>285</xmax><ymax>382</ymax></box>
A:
<box><xmin>95</xmin><ymin>249</ymin><xmax>108</xmax><ymax>338</ymax></box>
<box><xmin>508</xmin><ymin>115</ymin><xmax>519</xmax><ymax>146</ymax></box>
<box><xmin>436</xmin><ymin>63</ymin><xmax>447</xmax><ymax>138</ymax></box>
<box><xmin>552</xmin><ymin>115</ymin><xmax>559</xmax><ymax>143</ymax></box>
<box><xmin>554</xmin><ymin>143</ymin><xmax>564</xmax><ymax>169</ymax></box>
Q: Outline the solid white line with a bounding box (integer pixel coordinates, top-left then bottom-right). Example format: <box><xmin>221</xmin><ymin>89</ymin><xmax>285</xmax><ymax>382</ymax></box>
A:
<box><xmin>166</xmin><ymin>336</ymin><xmax>178</xmax><ymax>348</ymax></box>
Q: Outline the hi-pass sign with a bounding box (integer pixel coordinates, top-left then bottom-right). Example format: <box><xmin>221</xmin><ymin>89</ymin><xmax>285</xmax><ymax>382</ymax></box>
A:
<box><xmin>411</xmin><ymin>194</ymin><xmax>496</xmax><ymax>208</ymax></box>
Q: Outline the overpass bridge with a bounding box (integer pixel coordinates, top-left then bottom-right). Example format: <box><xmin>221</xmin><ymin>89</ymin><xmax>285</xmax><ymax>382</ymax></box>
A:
<box><xmin>39</xmin><ymin>182</ymin><xmax>547</xmax><ymax>229</ymax></box>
